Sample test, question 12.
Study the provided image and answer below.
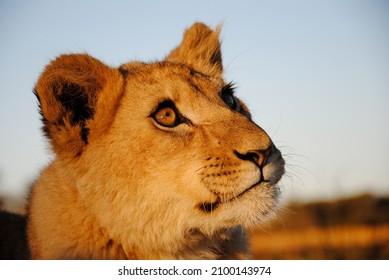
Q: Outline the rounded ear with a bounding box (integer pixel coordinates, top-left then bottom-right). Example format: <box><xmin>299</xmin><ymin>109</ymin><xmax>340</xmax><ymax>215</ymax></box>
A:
<box><xmin>34</xmin><ymin>54</ymin><xmax>125</xmax><ymax>157</ymax></box>
<box><xmin>165</xmin><ymin>22</ymin><xmax>223</xmax><ymax>78</ymax></box>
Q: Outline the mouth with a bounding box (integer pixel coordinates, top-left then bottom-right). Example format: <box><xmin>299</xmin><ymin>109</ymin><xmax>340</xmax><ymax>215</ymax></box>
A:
<box><xmin>199</xmin><ymin>179</ymin><xmax>270</xmax><ymax>213</ymax></box>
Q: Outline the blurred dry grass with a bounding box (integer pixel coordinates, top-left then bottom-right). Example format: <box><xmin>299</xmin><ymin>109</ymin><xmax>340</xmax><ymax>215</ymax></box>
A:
<box><xmin>249</xmin><ymin>194</ymin><xmax>389</xmax><ymax>259</ymax></box>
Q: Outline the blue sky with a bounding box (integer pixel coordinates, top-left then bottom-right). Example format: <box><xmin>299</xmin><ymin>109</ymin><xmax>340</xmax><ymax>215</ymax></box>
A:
<box><xmin>0</xmin><ymin>0</ymin><xmax>388</xmax><ymax>202</ymax></box>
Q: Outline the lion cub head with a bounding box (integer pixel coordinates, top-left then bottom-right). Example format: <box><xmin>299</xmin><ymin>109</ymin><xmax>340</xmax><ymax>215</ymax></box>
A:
<box><xmin>31</xmin><ymin>23</ymin><xmax>285</xmax><ymax>259</ymax></box>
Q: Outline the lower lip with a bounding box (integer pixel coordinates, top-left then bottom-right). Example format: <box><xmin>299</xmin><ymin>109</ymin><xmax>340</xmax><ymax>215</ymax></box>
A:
<box><xmin>199</xmin><ymin>181</ymin><xmax>271</xmax><ymax>212</ymax></box>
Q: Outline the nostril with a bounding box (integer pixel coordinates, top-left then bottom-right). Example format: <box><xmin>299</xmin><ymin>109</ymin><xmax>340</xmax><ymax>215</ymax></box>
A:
<box><xmin>234</xmin><ymin>147</ymin><xmax>271</xmax><ymax>168</ymax></box>
<box><xmin>246</xmin><ymin>151</ymin><xmax>260</xmax><ymax>163</ymax></box>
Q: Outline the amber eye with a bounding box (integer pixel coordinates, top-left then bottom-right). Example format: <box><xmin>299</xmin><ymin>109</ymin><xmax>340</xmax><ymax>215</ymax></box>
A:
<box><xmin>151</xmin><ymin>100</ymin><xmax>186</xmax><ymax>128</ymax></box>
<box><xmin>154</xmin><ymin>106</ymin><xmax>177</xmax><ymax>127</ymax></box>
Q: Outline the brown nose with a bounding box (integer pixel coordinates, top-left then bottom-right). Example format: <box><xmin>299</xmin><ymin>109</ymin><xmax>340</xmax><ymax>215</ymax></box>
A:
<box><xmin>234</xmin><ymin>146</ymin><xmax>272</xmax><ymax>168</ymax></box>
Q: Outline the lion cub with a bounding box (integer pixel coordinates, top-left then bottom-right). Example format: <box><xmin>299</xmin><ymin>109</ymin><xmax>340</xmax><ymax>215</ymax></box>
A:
<box><xmin>28</xmin><ymin>22</ymin><xmax>285</xmax><ymax>259</ymax></box>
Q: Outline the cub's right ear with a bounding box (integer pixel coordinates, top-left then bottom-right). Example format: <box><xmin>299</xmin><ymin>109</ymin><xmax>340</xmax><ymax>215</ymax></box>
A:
<box><xmin>34</xmin><ymin>54</ymin><xmax>125</xmax><ymax>158</ymax></box>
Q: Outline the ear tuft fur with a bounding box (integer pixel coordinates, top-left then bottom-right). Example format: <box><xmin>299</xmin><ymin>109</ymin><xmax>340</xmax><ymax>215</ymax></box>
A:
<box><xmin>34</xmin><ymin>54</ymin><xmax>124</xmax><ymax>157</ymax></box>
<box><xmin>165</xmin><ymin>22</ymin><xmax>223</xmax><ymax>77</ymax></box>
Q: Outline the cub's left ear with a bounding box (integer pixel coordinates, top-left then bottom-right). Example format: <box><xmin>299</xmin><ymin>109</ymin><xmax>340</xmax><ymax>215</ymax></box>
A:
<box><xmin>34</xmin><ymin>54</ymin><xmax>125</xmax><ymax>158</ymax></box>
<box><xmin>165</xmin><ymin>22</ymin><xmax>223</xmax><ymax>78</ymax></box>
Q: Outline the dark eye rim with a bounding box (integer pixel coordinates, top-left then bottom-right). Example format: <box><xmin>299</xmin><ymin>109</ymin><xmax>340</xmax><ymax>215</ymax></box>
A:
<box><xmin>150</xmin><ymin>100</ymin><xmax>191</xmax><ymax>128</ymax></box>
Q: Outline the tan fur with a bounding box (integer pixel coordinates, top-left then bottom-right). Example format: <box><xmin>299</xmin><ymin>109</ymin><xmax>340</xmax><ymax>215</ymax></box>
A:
<box><xmin>28</xmin><ymin>22</ymin><xmax>285</xmax><ymax>259</ymax></box>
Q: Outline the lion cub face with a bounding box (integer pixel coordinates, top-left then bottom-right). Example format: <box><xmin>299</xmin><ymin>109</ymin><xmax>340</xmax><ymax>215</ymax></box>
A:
<box><xmin>105</xmin><ymin>63</ymin><xmax>284</xmax><ymax>231</ymax></box>
<box><xmin>34</xmin><ymin>23</ymin><xmax>284</xmax><ymax>247</ymax></box>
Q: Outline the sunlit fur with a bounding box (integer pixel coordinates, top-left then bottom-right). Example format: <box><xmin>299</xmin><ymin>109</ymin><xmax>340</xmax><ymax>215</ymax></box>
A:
<box><xmin>28</xmin><ymin>22</ymin><xmax>285</xmax><ymax>259</ymax></box>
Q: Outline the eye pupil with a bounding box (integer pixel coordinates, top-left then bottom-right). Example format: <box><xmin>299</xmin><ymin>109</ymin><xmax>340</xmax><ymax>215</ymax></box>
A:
<box><xmin>155</xmin><ymin>107</ymin><xmax>177</xmax><ymax>127</ymax></box>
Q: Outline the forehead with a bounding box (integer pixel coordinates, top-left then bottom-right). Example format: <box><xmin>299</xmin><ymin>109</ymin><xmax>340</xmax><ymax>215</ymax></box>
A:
<box><xmin>122</xmin><ymin>61</ymin><xmax>224</xmax><ymax>99</ymax></box>
<box><xmin>119</xmin><ymin>61</ymin><xmax>231</xmax><ymax>125</ymax></box>
<box><xmin>117</xmin><ymin>62</ymin><xmax>231</xmax><ymax>128</ymax></box>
